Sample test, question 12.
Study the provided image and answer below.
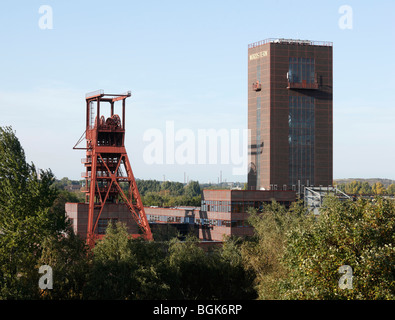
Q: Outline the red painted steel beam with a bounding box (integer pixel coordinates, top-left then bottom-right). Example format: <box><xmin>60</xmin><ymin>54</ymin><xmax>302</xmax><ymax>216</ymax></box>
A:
<box><xmin>81</xmin><ymin>90</ymin><xmax>152</xmax><ymax>248</ymax></box>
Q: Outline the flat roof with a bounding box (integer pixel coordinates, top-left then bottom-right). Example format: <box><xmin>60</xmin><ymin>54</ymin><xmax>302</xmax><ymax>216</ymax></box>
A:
<box><xmin>248</xmin><ymin>38</ymin><xmax>333</xmax><ymax>49</ymax></box>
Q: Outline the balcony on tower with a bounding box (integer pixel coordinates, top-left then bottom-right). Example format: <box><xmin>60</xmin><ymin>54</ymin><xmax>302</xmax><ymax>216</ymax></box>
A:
<box><xmin>287</xmin><ymin>74</ymin><xmax>319</xmax><ymax>90</ymax></box>
<box><xmin>287</xmin><ymin>57</ymin><xmax>319</xmax><ymax>90</ymax></box>
<box><xmin>252</xmin><ymin>80</ymin><xmax>261</xmax><ymax>91</ymax></box>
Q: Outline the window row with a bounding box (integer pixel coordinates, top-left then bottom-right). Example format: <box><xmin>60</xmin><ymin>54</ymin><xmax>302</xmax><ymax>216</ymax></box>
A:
<box><xmin>147</xmin><ymin>214</ymin><xmax>192</xmax><ymax>224</ymax></box>
<box><xmin>146</xmin><ymin>215</ymin><xmax>249</xmax><ymax>228</ymax></box>
<box><xmin>201</xmin><ymin>201</ymin><xmax>266</xmax><ymax>213</ymax></box>
<box><xmin>195</xmin><ymin>219</ymin><xmax>250</xmax><ymax>228</ymax></box>
<box><xmin>288</xmin><ymin>57</ymin><xmax>315</xmax><ymax>84</ymax></box>
<box><xmin>289</xmin><ymin>95</ymin><xmax>315</xmax><ymax>186</ymax></box>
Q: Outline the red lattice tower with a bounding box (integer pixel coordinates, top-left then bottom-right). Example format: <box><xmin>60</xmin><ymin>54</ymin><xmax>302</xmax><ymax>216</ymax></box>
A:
<box><xmin>74</xmin><ymin>90</ymin><xmax>152</xmax><ymax>247</ymax></box>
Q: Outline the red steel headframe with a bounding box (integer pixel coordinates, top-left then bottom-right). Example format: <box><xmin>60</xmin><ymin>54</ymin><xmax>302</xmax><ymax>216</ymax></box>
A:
<box><xmin>77</xmin><ymin>90</ymin><xmax>153</xmax><ymax>247</ymax></box>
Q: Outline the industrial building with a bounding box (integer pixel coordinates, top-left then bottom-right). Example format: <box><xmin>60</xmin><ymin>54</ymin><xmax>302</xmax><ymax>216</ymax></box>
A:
<box><xmin>197</xmin><ymin>189</ymin><xmax>296</xmax><ymax>240</ymax></box>
<box><xmin>143</xmin><ymin>189</ymin><xmax>296</xmax><ymax>241</ymax></box>
<box><xmin>66</xmin><ymin>38</ymin><xmax>334</xmax><ymax>243</ymax></box>
<box><xmin>66</xmin><ymin>202</ymin><xmax>140</xmax><ymax>240</ymax></box>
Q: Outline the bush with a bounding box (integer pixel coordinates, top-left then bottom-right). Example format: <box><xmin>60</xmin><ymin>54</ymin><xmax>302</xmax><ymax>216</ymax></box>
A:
<box><xmin>280</xmin><ymin>197</ymin><xmax>395</xmax><ymax>300</ymax></box>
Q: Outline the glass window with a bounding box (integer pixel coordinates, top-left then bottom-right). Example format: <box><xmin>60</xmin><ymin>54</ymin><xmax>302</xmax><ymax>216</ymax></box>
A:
<box><xmin>302</xmin><ymin>58</ymin><xmax>306</xmax><ymax>82</ymax></box>
<box><xmin>293</xmin><ymin>61</ymin><xmax>298</xmax><ymax>82</ymax></box>
<box><xmin>311</xmin><ymin>59</ymin><xmax>315</xmax><ymax>82</ymax></box>
<box><xmin>288</xmin><ymin>57</ymin><xmax>315</xmax><ymax>84</ymax></box>
<box><xmin>289</xmin><ymin>96</ymin><xmax>315</xmax><ymax>186</ymax></box>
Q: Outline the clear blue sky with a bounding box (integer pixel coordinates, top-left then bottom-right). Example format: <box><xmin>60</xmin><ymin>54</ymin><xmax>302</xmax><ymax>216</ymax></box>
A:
<box><xmin>0</xmin><ymin>0</ymin><xmax>394</xmax><ymax>183</ymax></box>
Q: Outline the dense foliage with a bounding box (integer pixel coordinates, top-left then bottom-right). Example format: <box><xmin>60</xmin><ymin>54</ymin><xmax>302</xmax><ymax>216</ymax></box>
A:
<box><xmin>242</xmin><ymin>198</ymin><xmax>395</xmax><ymax>300</ymax></box>
<box><xmin>1</xmin><ymin>126</ymin><xmax>394</xmax><ymax>300</ymax></box>
<box><xmin>82</xmin><ymin>223</ymin><xmax>257</xmax><ymax>300</ymax></box>
<box><xmin>0</xmin><ymin>127</ymin><xmax>63</xmax><ymax>298</ymax></box>
<box><xmin>137</xmin><ymin>179</ymin><xmax>201</xmax><ymax>207</ymax></box>
<box><xmin>336</xmin><ymin>179</ymin><xmax>395</xmax><ymax>195</ymax></box>
<box><xmin>240</xmin><ymin>201</ymin><xmax>309</xmax><ymax>299</ymax></box>
<box><xmin>280</xmin><ymin>196</ymin><xmax>395</xmax><ymax>299</ymax></box>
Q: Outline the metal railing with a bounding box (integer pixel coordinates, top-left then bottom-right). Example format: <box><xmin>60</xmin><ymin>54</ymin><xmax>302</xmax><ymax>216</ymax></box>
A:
<box><xmin>287</xmin><ymin>81</ymin><xmax>319</xmax><ymax>90</ymax></box>
<box><xmin>248</xmin><ymin>38</ymin><xmax>333</xmax><ymax>49</ymax></box>
<box><xmin>252</xmin><ymin>81</ymin><xmax>261</xmax><ymax>91</ymax></box>
<box><xmin>85</xmin><ymin>89</ymin><xmax>104</xmax><ymax>99</ymax></box>
<box><xmin>287</xmin><ymin>73</ymin><xmax>319</xmax><ymax>90</ymax></box>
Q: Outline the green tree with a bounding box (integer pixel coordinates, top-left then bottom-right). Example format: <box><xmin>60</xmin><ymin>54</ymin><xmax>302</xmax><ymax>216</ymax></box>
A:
<box><xmin>136</xmin><ymin>179</ymin><xmax>161</xmax><ymax>196</ymax></box>
<box><xmin>52</xmin><ymin>177</ymin><xmax>72</xmax><ymax>190</ymax></box>
<box><xmin>372</xmin><ymin>182</ymin><xmax>386</xmax><ymax>195</ymax></box>
<box><xmin>38</xmin><ymin>231</ymin><xmax>90</xmax><ymax>299</ymax></box>
<box><xmin>387</xmin><ymin>184</ymin><xmax>395</xmax><ymax>195</ymax></box>
<box><xmin>280</xmin><ymin>196</ymin><xmax>395</xmax><ymax>300</ymax></box>
<box><xmin>168</xmin><ymin>195</ymin><xmax>201</xmax><ymax>207</ymax></box>
<box><xmin>335</xmin><ymin>183</ymin><xmax>346</xmax><ymax>194</ymax></box>
<box><xmin>166</xmin><ymin>235</ymin><xmax>217</xmax><ymax>299</ymax></box>
<box><xmin>84</xmin><ymin>221</ymin><xmax>138</xmax><ymax>299</ymax></box>
<box><xmin>0</xmin><ymin>126</ymin><xmax>61</xmax><ymax>299</ymax></box>
<box><xmin>47</xmin><ymin>190</ymin><xmax>80</xmax><ymax>233</ymax></box>
<box><xmin>162</xmin><ymin>181</ymin><xmax>184</xmax><ymax>196</ymax></box>
<box><xmin>359</xmin><ymin>181</ymin><xmax>372</xmax><ymax>195</ymax></box>
<box><xmin>184</xmin><ymin>180</ymin><xmax>201</xmax><ymax>198</ymax></box>
<box><xmin>142</xmin><ymin>191</ymin><xmax>168</xmax><ymax>207</ymax></box>
<box><xmin>84</xmin><ymin>222</ymin><xmax>171</xmax><ymax>300</ymax></box>
<box><xmin>128</xmin><ymin>238</ymin><xmax>171</xmax><ymax>299</ymax></box>
<box><xmin>216</xmin><ymin>236</ymin><xmax>257</xmax><ymax>299</ymax></box>
<box><xmin>241</xmin><ymin>200</ymin><xmax>309</xmax><ymax>299</ymax></box>
<box><xmin>345</xmin><ymin>180</ymin><xmax>362</xmax><ymax>194</ymax></box>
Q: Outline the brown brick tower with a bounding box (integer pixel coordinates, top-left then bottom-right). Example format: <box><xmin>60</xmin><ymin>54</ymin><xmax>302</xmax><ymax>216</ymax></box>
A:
<box><xmin>247</xmin><ymin>38</ymin><xmax>333</xmax><ymax>191</ymax></box>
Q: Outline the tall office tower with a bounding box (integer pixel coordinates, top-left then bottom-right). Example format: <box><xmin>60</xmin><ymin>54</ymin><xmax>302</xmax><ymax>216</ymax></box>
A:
<box><xmin>247</xmin><ymin>38</ymin><xmax>333</xmax><ymax>191</ymax></box>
